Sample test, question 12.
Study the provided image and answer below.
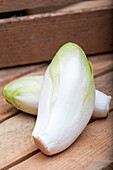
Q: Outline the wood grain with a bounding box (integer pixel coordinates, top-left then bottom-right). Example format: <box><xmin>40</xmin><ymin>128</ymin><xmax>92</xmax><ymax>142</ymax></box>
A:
<box><xmin>0</xmin><ymin>54</ymin><xmax>113</xmax><ymax>169</ymax></box>
<box><xmin>0</xmin><ymin>1</ymin><xmax>113</xmax><ymax>68</ymax></box>
<box><xmin>0</xmin><ymin>63</ymin><xmax>48</xmax><ymax>83</ymax></box>
<box><xmin>57</xmin><ymin>0</ymin><xmax>113</xmax><ymax>12</ymax></box>
<box><xmin>88</xmin><ymin>53</ymin><xmax>113</xmax><ymax>77</ymax></box>
<box><xmin>0</xmin><ymin>0</ymin><xmax>79</xmax><ymax>13</ymax></box>
<box><xmin>95</xmin><ymin>71</ymin><xmax>113</xmax><ymax>110</ymax></box>
<box><xmin>0</xmin><ymin>113</ymin><xmax>38</xmax><ymax>169</ymax></box>
<box><xmin>10</xmin><ymin>111</ymin><xmax>113</xmax><ymax>170</ymax></box>
<box><xmin>0</xmin><ymin>63</ymin><xmax>48</xmax><ymax>86</ymax></box>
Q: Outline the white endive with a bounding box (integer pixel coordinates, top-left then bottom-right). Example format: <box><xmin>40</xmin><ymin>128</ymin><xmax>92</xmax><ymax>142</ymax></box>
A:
<box><xmin>3</xmin><ymin>77</ymin><xmax>111</xmax><ymax>118</ymax></box>
<box><xmin>32</xmin><ymin>42</ymin><xmax>95</xmax><ymax>155</ymax></box>
<box><xmin>3</xmin><ymin>76</ymin><xmax>43</xmax><ymax>115</ymax></box>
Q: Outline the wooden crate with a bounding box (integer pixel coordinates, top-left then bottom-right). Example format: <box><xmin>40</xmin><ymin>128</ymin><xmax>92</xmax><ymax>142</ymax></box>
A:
<box><xmin>0</xmin><ymin>0</ymin><xmax>113</xmax><ymax>169</ymax></box>
<box><xmin>0</xmin><ymin>0</ymin><xmax>113</xmax><ymax>68</ymax></box>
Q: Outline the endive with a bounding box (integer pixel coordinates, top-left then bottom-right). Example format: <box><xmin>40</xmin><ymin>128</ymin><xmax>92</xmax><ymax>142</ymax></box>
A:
<box><xmin>3</xmin><ymin>76</ymin><xmax>43</xmax><ymax>115</ymax></box>
<box><xmin>32</xmin><ymin>42</ymin><xmax>95</xmax><ymax>155</ymax></box>
<box><xmin>3</xmin><ymin>76</ymin><xmax>111</xmax><ymax>118</ymax></box>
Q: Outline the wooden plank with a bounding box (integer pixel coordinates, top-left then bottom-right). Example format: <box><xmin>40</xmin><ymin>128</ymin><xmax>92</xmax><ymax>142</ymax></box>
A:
<box><xmin>57</xmin><ymin>0</ymin><xmax>113</xmax><ymax>12</ymax></box>
<box><xmin>0</xmin><ymin>1</ymin><xmax>112</xmax><ymax>68</ymax></box>
<box><xmin>88</xmin><ymin>53</ymin><xmax>113</xmax><ymax>77</ymax></box>
<box><xmin>0</xmin><ymin>53</ymin><xmax>112</xmax><ymax>123</ymax></box>
<box><xmin>0</xmin><ymin>0</ymin><xmax>79</xmax><ymax>13</ymax></box>
<box><xmin>0</xmin><ymin>101</ymin><xmax>18</xmax><ymax>123</ymax></box>
<box><xmin>9</xmin><ymin>112</ymin><xmax>113</xmax><ymax>170</ymax></box>
<box><xmin>27</xmin><ymin>0</ymin><xmax>113</xmax><ymax>16</ymax></box>
<box><xmin>95</xmin><ymin>71</ymin><xmax>113</xmax><ymax>110</ymax></box>
<box><xmin>0</xmin><ymin>113</ymin><xmax>38</xmax><ymax>169</ymax></box>
<box><xmin>0</xmin><ymin>0</ymin><xmax>111</xmax><ymax>14</ymax></box>
<box><xmin>0</xmin><ymin>59</ymin><xmax>113</xmax><ymax>169</ymax></box>
<box><xmin>0</xmin><ymin>63</ymin><xmax>48</xmax><ymax>85</ymax></box>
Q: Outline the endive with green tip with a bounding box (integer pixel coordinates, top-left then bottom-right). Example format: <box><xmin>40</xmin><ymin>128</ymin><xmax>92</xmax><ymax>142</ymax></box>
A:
<box><xmin>3</xmin><ymin>43</ymin><xmax>111</xmax><ymax>155</ymax></box>
<box><xmin>32</xmin><ymin>42</ymin><xmax>95</xmax><ymax>155</ymax></box>
<box><xmin>3</xmin><ymin>76</ymin><xmax>43</xmax><ymax>115</ymax></box>
<box><xmin>3</xmin><ymin>76</ymin><xmax>111</xmax><ymax>118</ymax></box>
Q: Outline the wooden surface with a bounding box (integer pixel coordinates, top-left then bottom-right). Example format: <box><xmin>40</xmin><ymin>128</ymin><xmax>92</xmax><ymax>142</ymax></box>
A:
<box><xmin>10</xmin><ymin>112</ymin><xmax>113</xmax><ymax>170</ymax></box>
<box><xmin>0</xmin><ymin>53</ymin><xmax>113</xmax><ymax>169</ymax></box>
<box><xmin>0</xmin><ymin>0</ymin><xmax>113</xmax><ymax>68</ymax></box>
<box><xmin>0</xmin><ymin>0</ymin><xmax>81</xmax><ymax>13</ymax></box>
<box><xmin>0</xmin><ymin>0</ymin><xmax>111</xmax><ymax>13</ymax></box>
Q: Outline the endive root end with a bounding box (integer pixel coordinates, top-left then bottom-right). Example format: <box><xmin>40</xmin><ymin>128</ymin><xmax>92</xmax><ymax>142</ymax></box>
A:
<box><xmin>33</xmin><ymin>136</ymin><xmax>52</xmax><ymax>156</ymax></box>
<box><xmin>92</xmin><ymin>90</ymin><xmax>112</xmax><ymax>118</ymax></box>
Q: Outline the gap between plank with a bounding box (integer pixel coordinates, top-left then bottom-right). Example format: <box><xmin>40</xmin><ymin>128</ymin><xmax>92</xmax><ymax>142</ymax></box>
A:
<box><xmin>0</xmin><ymin>63</ymin><xmax>47</xmax><ymax>86</ymax></box>
<box><xmin>87</xmin><ymin>51</ymin><xmax>113</xmax><ymax>57</ymax></box>
<box><xmin>0</xmin><ymin>111</ymin><xmax>20</xmax><ymax>124</ymax></box>
<box><xmin>1</xmin><ymin>149</ymin><xmax>40</xmax><ymax>170</ymax></box>
<box><xmin>94</xmin><ymin>68</ymin><xmax>113</xmax><ymax>79</ymax></box>
<box><xmin>0</xmin><ymin>51</ymin><xmax>112</xmax><ymax>71</ymax></box>
<box><xmin>0</xmin><ymin>60</ymin><xmax>49</xmax><ymax>70</ymax></box>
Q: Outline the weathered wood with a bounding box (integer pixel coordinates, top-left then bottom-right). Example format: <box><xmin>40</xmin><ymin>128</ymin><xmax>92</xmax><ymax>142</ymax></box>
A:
<box><xmin>57</xmin><ymin>0</ymin><xmax>113</xmax><ymax>12</ymax></box>
<box><xmin>0</xmin><ymin>0</ymin><xmax>79</xmax><ymax>13</ymax></box>
<box><xmin>10</xmin><ymin>112</ymin><xmax>113</xmax><ymax>170</ymax></box>
<box><xmin>0</xmin><ymin>54</ymin><xmax>113</xmax><ymax>169</ymax></box>
<box><xmin>0</xmin><ymin>101</ymin><xmax>18</xmax><ymax>123</ymax></box>
<box><xmin>0</xmin><ymin>113</ymin><xmax>38</xmax><ymax>169</ymax></box>
<box><xmin>88</xmin><ymin>53</ymin><xmax>113</xmax><ymax>77</ymax></box>
<box><xmin>0</xmin><ymin>63</ymin><xmax>48</xmax><ymax>85</ymax></box>
<box><xmin>0</xmin><ymin>0</ymin><xmax>112</xmax><ymax>68</ymax></box>
<box><xmin>95</xmin><ymin>71</ymin><xmax>113</xmax><ymax>110</ymax></box>
<box><xmin>0</xmin><ymin>0</ymin><xmax>111</xmax><ymax>13</ymax></box>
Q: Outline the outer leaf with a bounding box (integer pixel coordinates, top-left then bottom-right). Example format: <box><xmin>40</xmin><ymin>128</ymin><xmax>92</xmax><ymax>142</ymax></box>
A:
<box><xmin>3</xmin><ymin>76</ymin><xmax>43</xmax><ymax>114</ymax></box>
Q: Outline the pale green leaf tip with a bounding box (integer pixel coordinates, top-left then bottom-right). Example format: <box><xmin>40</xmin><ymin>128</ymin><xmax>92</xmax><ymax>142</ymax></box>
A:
<box><xmin>3</xmin><ymin>79</ymin><xmax>20</xmax><ymax>104</ymax></box>
<box><xmin>88</xmin><ymin>61</ymin><xmax>93</xmax><ymax>78</ymax></box>
<box><xmin>55</xmin><ymin>42</ymin><xmax>87</xmax><ymax>62</ymax></box>
<box><xmin>3</xmin><ymin>85</ymin><xmax>13</xmax><ymax>104</ymax></box>
<box><xmin>51</xmin><ymin>42</ymin><xmax>93</xmax><ymax>76</ymax></box>
<box><xmin>3</xmin><ymin>76</ymin><xmax>43</xmax><ymax>104</ymax></box>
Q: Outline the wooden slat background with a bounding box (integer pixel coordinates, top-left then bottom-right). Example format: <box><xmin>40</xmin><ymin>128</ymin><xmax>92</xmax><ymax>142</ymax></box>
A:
<box><xmin>0</xmin><ymin>1</ymin><xmax>113</xmax><ymax>169</ymax></box>
<box><xmin>0</xmin><ymin>54</ymin><xmax>113</xmax><ymax>170</ymax></box>
<box><xmin>0</xmin><ymin>0</ymin><xmax>113</xmax><ymax>68</ymax></box>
